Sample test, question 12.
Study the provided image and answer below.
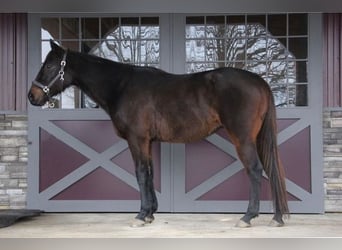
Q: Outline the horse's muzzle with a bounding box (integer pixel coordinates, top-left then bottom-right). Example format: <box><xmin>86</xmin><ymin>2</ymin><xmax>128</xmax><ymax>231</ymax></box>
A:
<box><xmin>27</xmin><ymin>86</ymin><xmax>48</xmax><ymax>106</ymax></box>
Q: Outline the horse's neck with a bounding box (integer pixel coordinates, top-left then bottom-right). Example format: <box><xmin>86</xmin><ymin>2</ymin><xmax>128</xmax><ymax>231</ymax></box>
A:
<box><xmin>68</xmin><ymin>52</ymin><xmax>127</xmax><ymax>111</ymax></box>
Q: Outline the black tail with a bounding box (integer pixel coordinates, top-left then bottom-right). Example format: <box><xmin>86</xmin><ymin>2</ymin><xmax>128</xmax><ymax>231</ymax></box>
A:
<box><xmin>257</xmin><ymin>93</ymin><xmax>289</xmax><ymax>216</ymax></box>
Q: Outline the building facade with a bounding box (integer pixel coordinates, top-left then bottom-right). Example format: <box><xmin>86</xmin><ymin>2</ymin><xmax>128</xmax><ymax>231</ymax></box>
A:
<box><xmin>0</xmin><ymin>2</ymin><xmax>341</xmax><ymax>213</ymax></box>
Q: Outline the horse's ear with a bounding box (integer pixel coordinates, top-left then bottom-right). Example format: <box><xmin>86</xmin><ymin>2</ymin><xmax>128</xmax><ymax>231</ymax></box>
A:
<box><xmin>49</xmin><ymin>39</ymin><xmax>65</xmax><ymax>54</ymax></box>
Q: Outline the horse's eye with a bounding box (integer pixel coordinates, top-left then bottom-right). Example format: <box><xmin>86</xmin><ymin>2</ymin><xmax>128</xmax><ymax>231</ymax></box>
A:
<box><xmin>46</xmin><ymin>64</ymin><xmax>52</xmax><ymax>69</ymax></box>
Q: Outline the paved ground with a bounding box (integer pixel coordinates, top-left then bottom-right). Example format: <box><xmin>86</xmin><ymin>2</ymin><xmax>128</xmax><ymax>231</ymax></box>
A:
<box><xmin>0</xmin><ymin>213</ymin><xmax>342</xmax><ymax>238</ymax></box>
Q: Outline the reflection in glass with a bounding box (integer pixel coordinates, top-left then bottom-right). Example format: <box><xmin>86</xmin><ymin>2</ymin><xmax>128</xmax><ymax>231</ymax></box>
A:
<box><xmin>41</xmin><ymin>18</ymin><xmax>59</xmax><ymax>40</ymax></box>
<box><xmin>267</xmin><ymin>38</ymin><xmax>287</xmax><ymax>60</ymax></box>
<box><xmin>247</xmin><ymin>15</ymin><xmax>266</xmax><ymax>29</ymax></box>
<box><xmin>186</xmin><ymin>40</ymin><xmax>206</xmax><ymax>62</ymax></box>
<box><xmin>185</xmin><ymin>14</ymin><xmax>308</xmax><ymax>107</ymax></box>
<box><xmin>82</xmin><ymin>18</ymin><xmax>99</xmax><ymax>39</ymax></box>
<box><xmin>226</xmin><ymin>24</ymin><xmax>246</xmax><ymax>38</ymax></box>
<box><xmin>186</xmin><ymin>25</ymin><xmax>205</xmax><ymax>39</ymax></box>
<box><xmin>246</xmin><ymin>37</ymin><xmax>267</xmax><ymax>61</ymax></box>
<box><xmin>41</xmin><ymin>16</ymin><xmax>160</xmax><ymax>109</ymax></box>
<box><xmin>226</xmin><ymin>39</ymin><xmax>245</xmax><ymax>61</ymax></box>
<box><xmin>61</xmin><ymin>41</ymin><xmax>79</xmax><ymax>51</ymax></box>
<box><xmin>101</xmin><ymin>18</ymin><xmax>119</xmax><ymax>39</ymax></box>
<box><xmin>61</xmin><ymin>18</ymin><xmax>79</xmax><ymax>39</ymax></box>
<box><xmin>141</xmin><ymin>40</ymin><xmax>160</xmax><ymax>63</ymax></box>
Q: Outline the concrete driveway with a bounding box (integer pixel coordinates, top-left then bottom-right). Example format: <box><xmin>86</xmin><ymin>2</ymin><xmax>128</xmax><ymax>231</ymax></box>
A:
<box><xmin>0</xmin><ymin>213</ymin><xmax>342</xmax><ymax>238</ymax></box>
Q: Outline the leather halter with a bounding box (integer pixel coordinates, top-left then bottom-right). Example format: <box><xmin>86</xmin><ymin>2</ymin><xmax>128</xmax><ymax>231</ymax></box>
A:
<box><xmin>32</xmin><ymin>52</ymin><xmax>67</xmax><ymax>107</ymax></box>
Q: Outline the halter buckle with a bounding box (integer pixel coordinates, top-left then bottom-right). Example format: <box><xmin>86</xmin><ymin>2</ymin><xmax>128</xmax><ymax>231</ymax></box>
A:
<box><xmin>43</xmin><ymin>86</ymin><xmax>50</xmax><ymax>93</ymax></box>
<box><xmin>59</xmin><ymin>70</ymin><xmax>65</xmax><ymax>81</ymax></box>
<box><xmin>48</xmin><ymin>101</ymin><xmax>55</xmax><ymax>108</ymax></box>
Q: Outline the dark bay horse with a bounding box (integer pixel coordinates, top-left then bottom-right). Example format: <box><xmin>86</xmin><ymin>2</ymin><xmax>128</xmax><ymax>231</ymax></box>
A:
<box><xmin>28</xmin><ymin>40</ymin><xmax>289</xmax><ymax>228</ymax></box>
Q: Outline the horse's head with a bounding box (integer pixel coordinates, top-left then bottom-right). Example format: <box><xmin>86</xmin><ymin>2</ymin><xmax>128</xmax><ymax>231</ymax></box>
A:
<box><xmin>28</xmin><ymin>40</ymin><xmax>70</xmax><ymax>107</ymax></box>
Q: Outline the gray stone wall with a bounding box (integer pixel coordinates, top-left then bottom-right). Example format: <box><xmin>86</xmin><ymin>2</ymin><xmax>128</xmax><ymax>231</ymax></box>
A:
<box><xmin>0</xmin><ymin>114</ymin><xmax>28</xmax><ymax>209</ymax></box>
<box><xmin>323</xmin><ymin>109</ymin><xmax>342</xmax><ymax>212</ymax></box>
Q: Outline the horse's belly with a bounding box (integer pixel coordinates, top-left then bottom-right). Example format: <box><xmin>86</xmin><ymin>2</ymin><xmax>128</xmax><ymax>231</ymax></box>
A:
<box><xmin>154</xmin><ymin>113</ymin><xmax>222</xmax><ymax>143</ymax></box>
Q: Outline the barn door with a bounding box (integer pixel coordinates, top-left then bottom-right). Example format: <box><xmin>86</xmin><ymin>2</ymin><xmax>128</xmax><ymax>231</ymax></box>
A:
<box><xmin>27</xmin><ymin>13</ymin><xmax>324</xmax><ymax>213</ymax></box>
<box><xmin>27</xmin><ymin>14</ymin><xmax>173</xmax><ymax>212</ymax></box>
<box><xmin>171</xmin><ymin>13</ymin><xmax>324</xmax><ymax>213</ymax></box>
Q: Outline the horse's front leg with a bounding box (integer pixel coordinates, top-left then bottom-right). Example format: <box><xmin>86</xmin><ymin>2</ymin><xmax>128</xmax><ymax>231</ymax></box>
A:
<box><xmin>134</xmin><ymin>160</ymin><xmax>157</xmax><ymax>226</ymax></box>
<box><xmin>127</xmin><ymin>137</ymin><xmax>158</xmax><ymax>227</ymax></box>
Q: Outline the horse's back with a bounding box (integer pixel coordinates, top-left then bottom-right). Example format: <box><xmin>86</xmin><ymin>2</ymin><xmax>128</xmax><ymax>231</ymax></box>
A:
<box><xmin>112</xmin><ymin>66</ymin><xmax>271</xmax><ymax>143</ymax></box>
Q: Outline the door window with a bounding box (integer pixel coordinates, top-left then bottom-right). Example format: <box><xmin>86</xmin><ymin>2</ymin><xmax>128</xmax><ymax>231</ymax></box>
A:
<box><xmin>41</xmin><ymin>16</ymin><xmax>160</xmax><ymax>109</ymax></box>
<box><xmin>185</xmin><ymin>14</ymin><xmax>308</xmax><ymax>107</ymax></box>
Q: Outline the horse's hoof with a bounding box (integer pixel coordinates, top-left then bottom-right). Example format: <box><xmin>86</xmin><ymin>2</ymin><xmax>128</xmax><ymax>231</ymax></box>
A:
<box><xmin>235</xmin><ymin>219</ymin><xmax>251</xmax><ymax>228</ymax></box>
<box><xmin>130</xmin><ymin>218</ymin><xmax>146</xmax><ymax>228</ymax></box>
<box><xmin>145</xmin><ymin>215</ymin><xmax>154</xmax><ymax>224</ymax></box>
<box><xmin>269</xmin><ymin>219</ymin><xmax>284</xmax><ymax>227</ymax></box>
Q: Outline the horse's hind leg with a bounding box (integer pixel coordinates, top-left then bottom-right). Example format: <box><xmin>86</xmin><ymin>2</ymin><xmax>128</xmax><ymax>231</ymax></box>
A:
<box><xmin>127</xmin><ymin>136</ymin><xmax>158</xmax><ymax>227</ymax></box>
<box><xmin>234</xmin><ymin>140</ymin><xmax>263</xmax><ymax>228</ymax></box>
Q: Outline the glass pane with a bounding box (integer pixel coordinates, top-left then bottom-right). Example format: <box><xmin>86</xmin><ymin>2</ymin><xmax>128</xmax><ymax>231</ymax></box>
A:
<box><xmin>295</xmin><ymin>61</ymin><xmax>307</xmax><ymax>83</ymax></box>
<box><xmin>247</xmin><ymin>15</ymin><xmax>266</xmax><ymax>37</ymax></box>
<box><xmin>268</xmin><ymin>14</ymin><xmax>287</xmax><ymax>36</ymax></box>
<box><xmin>184</xmin><ymin>14</ymin><xmax>308</xmax><ymax>107</ymax></box>
<box><xmin>227</xmin><ymin>15</ymin><xmax>246</xmax><ymax>38</ymax></box>
<box><xmin>101</xmin><ymin>18</ymin><xmax>119</xmax><ymax>39</ymax></box>
<box><xmin>186</xmin><ymin>25</ymin><xmax>205</xmax><ymax>39</ymax></box>
<box><xmin>293</xmin><ymin>84</ymin><xmax>308</xmax><ymax>106</ymax></box>
<box><xmin>94</xmin><ymin>40</ymin><xmax>121</xmax><ymax>61</ymax></box>
<box><xmin>289</xmin><ymin>37</ymin><xmax>307</xmax><ymax>59</ymax></box>
<box><xmin>61</xmin><ymin>87</ymin><xmax>77</xmax><ymax>109</ymax></box>
<box><xmin>141</xmin><ymin>17</ymin><xmax>159</xmax><ymax>25</ymax></box>
<box><xmin>61</xmin><ymin>41</ymin><xmax>78</xmax><ymax>51</ymax></box>
<box><xmin>41</xmin><ymin>18</ymin><xmax>59</xmax><ymax>40</ymax></box>
<box><xmin>227</xmin><ymin>15</ymin><xmax>245</xmax><ymax>24</ymax></box>
<box><xmin>226</xmin><ymin>24</ymin><xmax>246</xmax><ymax>38</ymax></box>
<box><xmin>206</xmin><ymin>16</ymin><xmax>225</xmax><ymax>38</ymax></box>
<box><xmin>121</xmin><ymin>17</ymin><xmax>139</xmax><ymax>25</ymax></box>
<box><xmin>41</xmin><ymin>40</ymin><xmax>54</xmax><ymax>61</ymax></box>
<box><xmin>206</xmin><ymin>39</ymin><xmax>225</xmax><ymax>61</ymax></box>
<box><xmin>247</xmin><ymin>15</ymin><xmax>266</xmax><ymax>27</ymax></box>
<box><xmin>206</xmin><ymin>24</ymin><xmax>225</xmax><ymax>38</ymax></box>
<box><xmin>246</xmin><ymin>60</ymin><xmax>267</xmax><ymax>78</ymax></box>
<box><xmin>186</xmin><ymin>16</ymin><xmax>205</xmax><ymax>25</ymax></box>
<box><xmin>246</xmin><ymin>37</ymin><xmax>267</xmax><ymax>61</ymax></box>
<box><xmin>140</xmin><ymin>25</ymin><xmax>159</xmax><ymax>39</ymax></box>
<box><xmin>267</xmin><ymin>61</ymin><xmax>288</xmax><ymax>84</ymax></box>
<box><xmin>121</xmin><ymin>40</ymin><xmax>139</xmax><ymax>63</ymax></box>
<box><xmin>140</xmin><ymin>17</ymin><xmax>159</xmax><ymax>39</ymax></box>
<box><xmin>267</xmin><ymin>37</ymin><xmax>287</xmax><ymax>60</ymax></box>
<box><xmin>247</xmin><ymin>23</ymin><xmax>267</xmax><ymax>37</ymax></box>
<box><xmin>186</xmin><ymin>62</ymin><xmax>217</xmax><ymax>73</ymax></box>
<box><xmin>226</xmin><ymin>61</ymin><xmax>245</xmax><ymax>69</ymax></box>
<box><xmin>272</xmin><ymin>84</ymin><xmax>288</xmax><ymax>107</ymax></box>
<box><xmin>186</xmin><ymin>40</ymin><xmax>205</xmax><ymax>62</ymax></box>
<box><xmin>278</xmin><ymin>37</ymin><xmax>287</xmax><ymax>49</ymax></box>
<box><xmin>121</xmin><ymin>26</ymin><xmax>138</xmax><ymax>40</ymax></box>
<box><xmin>82</xmin><ymin>41</ymin><xmax>99</xmax><ymax>54</ymax></box>
<box><xmin>61</xmin><ymin>18</ymin><xmax>79</xmax><ymax>39</ymax></box>
<box><xmin>287</xmin><ymin>61</ymin><xmax>297</xmax><ymax>83</ymax></box>
<box><xmin>82</xmin><ymin>18</ymin><xmax>99</xmax><ymax>39</ymax></box>
<box><xmin>289</xmin><ymin>14</ymin><xmax>308</xmax><ymax>36</ymax></box>
<box><xmin>141</xmin><ymin>40</ymin><xmax>160</xmax><ymax>64</ymax></box>
<box><xmin>226</xmin><ymin>38</ymin><xmax>245</xmax><ymax>61</ymax></box>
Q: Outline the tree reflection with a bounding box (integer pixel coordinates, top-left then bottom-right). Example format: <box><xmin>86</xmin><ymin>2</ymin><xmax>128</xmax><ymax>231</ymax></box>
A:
<box><xmin>186</xmin><ymin>22</ymin><xmax>306</xmax><ymax>107</ymax></box>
